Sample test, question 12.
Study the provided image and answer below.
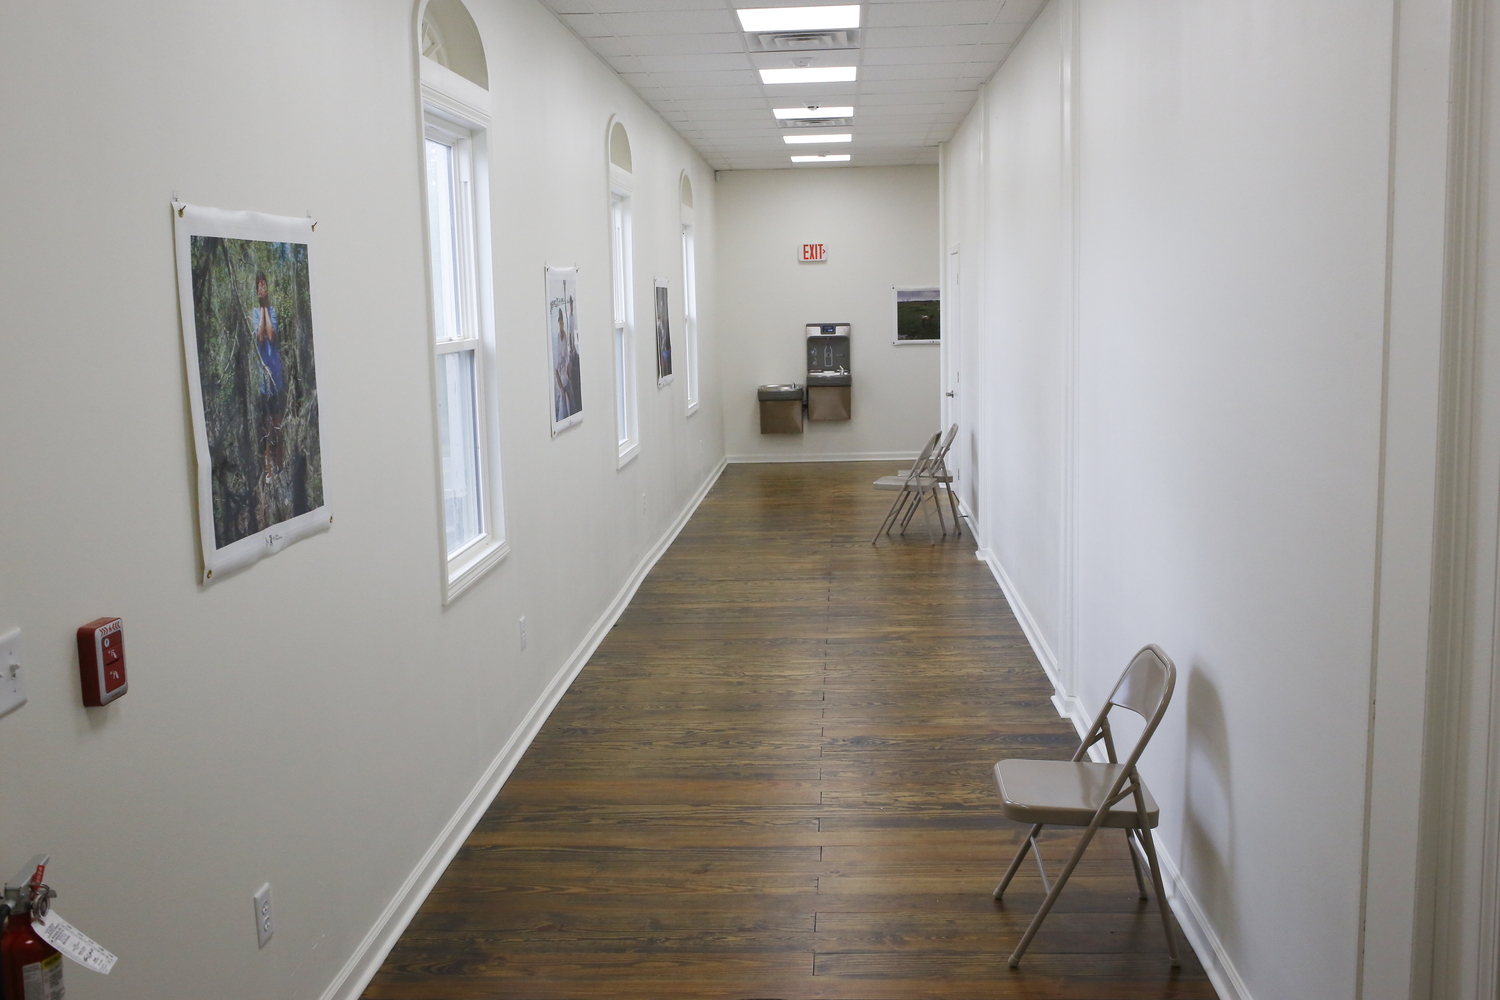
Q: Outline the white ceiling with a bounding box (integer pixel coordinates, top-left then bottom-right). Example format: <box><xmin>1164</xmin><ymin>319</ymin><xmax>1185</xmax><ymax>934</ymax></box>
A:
<box><xmin>539</xmin><ymin>0</ymin><xmax>1046</xmax><ymax>170</ymax></box>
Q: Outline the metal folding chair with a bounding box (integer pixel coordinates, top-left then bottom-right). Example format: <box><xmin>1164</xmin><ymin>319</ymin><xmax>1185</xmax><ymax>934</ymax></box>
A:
<box><xmin>896</xmin><ymin>423</ymin><xmax>960</xmax><ymax>537</ymax></box>
<box><xmin>991</xmin><ymin>644</ymin><xmax>1181</xmax><ymax>967</ymax></box>
<box><xmin>871</xmin><ymin>432</ymin><xmax>942</xmax><ymax>544</ymax></box>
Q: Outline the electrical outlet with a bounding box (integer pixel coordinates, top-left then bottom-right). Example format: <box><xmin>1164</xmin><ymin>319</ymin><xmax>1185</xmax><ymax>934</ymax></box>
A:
<box><xmin>253</xmin><ymin>883</ymin><xmax>273</xmax><ymax>948</ymax></box>
<box><xmin>0</xmin><ymin>628</ymin><xmax>26</xmax><ymax>720</ymax></box>
<box><xmin>519</xmin><ymin>616</ymin><xmax>527</xmax><ymax>650</ymax></box>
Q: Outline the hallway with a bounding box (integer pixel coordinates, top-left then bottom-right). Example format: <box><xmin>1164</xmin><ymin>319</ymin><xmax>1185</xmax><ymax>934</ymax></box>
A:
<box><xmin>363</xmin><ymin>462</ymin><xmax>1214</xmax><ymax>999</ymax></box>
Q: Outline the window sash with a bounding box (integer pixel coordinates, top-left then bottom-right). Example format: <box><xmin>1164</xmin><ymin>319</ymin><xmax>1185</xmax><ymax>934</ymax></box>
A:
<box><xmin>614</xmin><ymin>325</ymin><xmax>628</xmax><ymax>446</ymax></box>
<box><xmin>609</xmin><ymin>190</ymin><xmax>637</xmax><ymax>459</ymax></box>
<box><xmin>435</xmin><ymin>346</ymin><xmax>484</xmax><ymax>556</ymax></box>
<box><xmin>611</xmin><ymin>198</ymin><xmax>627</xmax><ymax>325</ymax></box>
<box><xmin>682</xmin><ymin>225</ymin><xmax>699</xmax><ymax>410</ymax></box>
<box><xmin>424</xmin><ymin>115</ymin><xmax>492</xmax><ymax>565</ymax></box>
<box><xmin>425</xmin><ymin>126</ymin><xmax>478</xmax><ymax>345</ymax></box>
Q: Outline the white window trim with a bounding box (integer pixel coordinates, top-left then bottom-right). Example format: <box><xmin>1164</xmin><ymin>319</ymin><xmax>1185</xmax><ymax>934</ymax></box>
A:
<box><xmin>420</xmin><ymin>60</ymin><xmax>509</xmax><ymax>603</ymax></box>
<box><xmin>681</xmin><ymin>209</ymin><xmax>700</xmax><ymax>416</ymax></box>
<box><xmin>610</xmin><ymin>162</ymin><xmax>640</xmax><ymax>468</ymax></box>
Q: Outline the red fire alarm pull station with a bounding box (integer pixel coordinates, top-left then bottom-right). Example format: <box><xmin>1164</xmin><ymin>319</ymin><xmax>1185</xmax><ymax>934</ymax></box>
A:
<box><xmin>76</xmin><ymin>618</ymin><xmax>127</xmax><ymax>706</ymax></box>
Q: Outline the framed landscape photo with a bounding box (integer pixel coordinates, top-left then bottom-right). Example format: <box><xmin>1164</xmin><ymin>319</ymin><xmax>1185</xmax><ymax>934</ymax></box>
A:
<box><xmin>172</xmin><ymin>202</ymin><xmax>331</xmax><ymax>584</ymax></box>
<box><xmin>654</xmin><ymin>278</ymin><xmax>673</xmax><ymax>386</ymax></box>
<box><xmin>894</xmin><ymin>287</ymin><xmax>941</xmax><ymax>344</ymax></box>
<box><xmin>546</xmin><ymin>265</ymin><xmax>584</xmax><ymax>435</ymax></box>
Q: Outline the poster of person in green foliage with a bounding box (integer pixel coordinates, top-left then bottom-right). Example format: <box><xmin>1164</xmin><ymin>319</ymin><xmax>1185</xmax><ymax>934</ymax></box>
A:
<box><xmin>174</xmin><ymin>204</ymin><xmax>330</xmax><ymax>582</ymax></box>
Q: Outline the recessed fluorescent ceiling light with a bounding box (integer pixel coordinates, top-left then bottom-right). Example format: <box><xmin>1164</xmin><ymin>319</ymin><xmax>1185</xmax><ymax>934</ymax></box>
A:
<box><xmin>736</xmin><ymin>5</ymin><xmax>861</xmax><ymax>32</ymax></box>
<box><xmin>791</xmin><ymin>154</ymin><xmax>851</xmax><ymax>162</ymax></box>
<box><xmin>774</xmin><ymin>106</ymin><xmax>854</xmax><ymax>119</ymax></box>
<box><xmin>784</xmin><ymin>133</ymin><xmax>852</xmax><ymax>144</ymax></box>
<box><xmin>760</xmin><ymin>66</ymin><xmax>857</xmax><ymax>84</ymax></box>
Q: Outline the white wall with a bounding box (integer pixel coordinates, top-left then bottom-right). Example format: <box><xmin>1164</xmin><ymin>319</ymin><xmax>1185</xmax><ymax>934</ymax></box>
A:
<box><xmin>0</xmin><ymin>1</ymin><xmax>722</xmax><ymax>998</ymax></box>
<box><xmin>943</xmin><ymin>0</ymin><xmax>1458</xmax><ymax>997</ymax></box>
<box><xmin>716</xmin><ymin>166</ymin><xmax>940</xmax><ymax>461</ymax></box>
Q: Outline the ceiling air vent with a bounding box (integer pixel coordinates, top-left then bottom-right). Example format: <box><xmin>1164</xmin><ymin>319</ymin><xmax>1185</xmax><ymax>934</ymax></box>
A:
<box><xmin>777</xmin><ymin>117</ymin><xmax>853</xmax><ymax>129</ymax></box>
<box><xmin>753</xmin><ymin>28</ymin><xmax>859</xmax><ymax>51</ymax></box>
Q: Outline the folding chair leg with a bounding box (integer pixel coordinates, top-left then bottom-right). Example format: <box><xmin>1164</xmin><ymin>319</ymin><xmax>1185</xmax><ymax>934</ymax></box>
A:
<box><xmin>1135</xmin><ymin>823</ymin><xmax>1181</xmax><ymax>966</ymax></box>
<box><xmin>1125</xmin><ymin>829</ymin><xmax>1148</xmax><ymax>899</ymax></box>
<box><xmin>945</xmin><ymin>485</ymin><xmax>962</xmax><ymax>537</ymax></box>
<box><xmin>1008</xmin><ymin>820</ymin><xmax>1103</xmax><ymax>967</ymax></box>
<box><xmin>899</xmin><ymin>492</ymin><xmax>921</xmax><ymax>529</ymax></box>
<box><xmin>917</xmin><ymin>489</ymin><xmax>939</xmax><ymax>544</ymax></box>
<box><xmin>871</xmin><ymin>491</ymin><xmax>910</xmax><ymax>544</ymax></box>
<box><xmin>993</xmin><ymin>823</ymin><xmax>1044</xmax><ymax>899</ymax></box>
<box><xmin>890</xmin><ymin>489</ymin><xmax>918</xmax><ymax>528</ymax></box>
<box><xmin>896</xmin><ymin>486</ymin><xmax>947</xmax><ymax>537</ymax></box>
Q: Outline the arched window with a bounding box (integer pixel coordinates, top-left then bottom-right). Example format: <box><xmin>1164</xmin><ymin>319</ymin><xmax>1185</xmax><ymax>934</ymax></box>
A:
<box><xmin>679</xmin><ymin>172</ymin><xmax>700</xmax><ymax>416</ymax></box>
<box><xmin>421</xmin><ymin>0</ymin><xmax>488</xmax><ymax>88</ymax></box>
<box><xmin>418</xmin><ymin>0</ymin><xmax>507</xmax><ymax>602</ymax></box>
<box><xmin>608</xmin><ymin>118</ymin><xmax>639</xmax><ymax>466</ymax></box>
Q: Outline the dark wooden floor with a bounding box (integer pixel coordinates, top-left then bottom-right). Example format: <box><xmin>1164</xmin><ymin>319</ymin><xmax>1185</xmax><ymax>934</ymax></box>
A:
<box><xmin>364</xmin><ymin>462</ymin><xmax>1217</xmax><ymax>1000</ymax></box>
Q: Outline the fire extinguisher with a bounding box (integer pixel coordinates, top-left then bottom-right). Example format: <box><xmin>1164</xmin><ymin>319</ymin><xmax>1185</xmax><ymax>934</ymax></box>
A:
<box><xmin>1</xmin><ymin>855</ymin><xmax>62</xmax><ymax>1000</ymax></box>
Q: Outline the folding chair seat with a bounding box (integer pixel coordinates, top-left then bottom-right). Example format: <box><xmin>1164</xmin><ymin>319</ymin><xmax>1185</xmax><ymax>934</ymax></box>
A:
<box><xmin>991</xmin><ymin>644</ymin><xmax>1181</xmax><ymax>968</ymax></box>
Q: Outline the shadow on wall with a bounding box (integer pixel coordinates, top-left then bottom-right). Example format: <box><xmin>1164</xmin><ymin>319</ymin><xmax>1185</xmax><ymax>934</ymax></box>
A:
<box><xmin>1183</xmin><ymin>665</ymin><xmax>1235</xmax><ymax>943</ymax></box>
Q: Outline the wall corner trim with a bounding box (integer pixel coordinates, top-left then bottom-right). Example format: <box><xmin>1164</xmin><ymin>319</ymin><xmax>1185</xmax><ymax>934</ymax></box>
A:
<box><xmin>975</xmin><ymin>544</ymin><xmax>1252</xmax><ymax>1000</ymax></box>
<box><xmin>318</xmin><ymin>457</ymin><xmax>729</xmax><ymax>1000</ymax></box>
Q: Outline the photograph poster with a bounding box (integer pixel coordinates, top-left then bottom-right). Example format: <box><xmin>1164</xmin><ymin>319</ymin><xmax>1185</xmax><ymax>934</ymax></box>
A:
<box><xmin>172</xmin><ymin>202</ymin><xmax>331</xmax><ymax>583</ymax></box>
<box><xmin>655</xmin><ymin>278</ymin><xmax>673</xmax><ymax>385</ymax></box>
<box><xmin>547</xmin><ymin>265</ymin><xmax>583</xmax><ymax>435</ymax></box>
<box><xmin>895</xmin><ymin>287</ymin><xmax>941</xmax><ymax>343</ymax></box>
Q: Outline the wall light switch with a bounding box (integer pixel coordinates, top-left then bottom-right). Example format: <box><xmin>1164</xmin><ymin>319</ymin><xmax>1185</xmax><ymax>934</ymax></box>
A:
<box><xmin>0</xmin><ymin>629</ymin><xmax>26</xmax><ymax>720</ymax></box>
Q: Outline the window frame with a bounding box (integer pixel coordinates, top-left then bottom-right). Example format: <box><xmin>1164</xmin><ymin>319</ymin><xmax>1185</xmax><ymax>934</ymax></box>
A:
<box><xmin>420</xmin><ymin>62</ymin><xmax>508</xmax><ymax>603</ymax></box>
<box><xmin>609</xmin><ymin>162</ymin><xmax>640</xmax><ymax>467</ymax></box>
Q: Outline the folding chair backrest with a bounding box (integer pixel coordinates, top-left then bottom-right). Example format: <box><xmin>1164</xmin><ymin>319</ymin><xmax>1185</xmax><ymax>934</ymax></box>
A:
<box><xmin>934</xmin><ymin>423</ymin><xmax>958</xmax><ymax>461</ymax></box>
<box><xmin>1106</xmin><ymin>645</ymin><xmax>1174</xmax><ymax>723</ymax></box>
<box><xmin>905</xmin><ymin>433</ymin><xmax>940</xmax><ymax>481</ymax></box>
<box><xmin>1088</xmin><ymin>644</ymin><xmax>1176</xmax><ymax>775</ymax></box>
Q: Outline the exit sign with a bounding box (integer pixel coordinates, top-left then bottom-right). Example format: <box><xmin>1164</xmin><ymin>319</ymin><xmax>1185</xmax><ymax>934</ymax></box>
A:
<box><xmin>800</xmin><ymin>243</ymin><xmax>826</xmax><ymax>263</ymax></box>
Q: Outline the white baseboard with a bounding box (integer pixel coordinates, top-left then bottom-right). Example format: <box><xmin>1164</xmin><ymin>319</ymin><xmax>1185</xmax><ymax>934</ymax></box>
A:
<box><xmin>974</xmin><ymin>546</ymin><xmax>1065</xmax><ymax>695</ymax></box>
<box><xmin>976</xmin><ymin>544</ymin><xmax>1249</xmax><ymax>1000</ymax></box>
<box><xmin>726</xmin><ymin>450</ymin><xmax>919</xmax><ymax>464</ymax></box>
<box><xmin>1153</xmin><ymin>837</ymin><xmax>1251</xmax><ymax>1000</ymax></box>
<box><xmin>318</xmin><ymin>457</ymin><xmax>729</xmax><ymax>1000</ymax></box>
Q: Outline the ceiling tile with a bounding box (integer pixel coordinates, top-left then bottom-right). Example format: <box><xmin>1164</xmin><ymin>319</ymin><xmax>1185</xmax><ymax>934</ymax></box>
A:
<box><xmin>634</xmin><ymin>53</ymin><xmax>753</xmax><ymax>73</ymax></box>
<box><xmin>862</xmin><ymin>24</ymin><xmax>985</xmax><ymax>47</ymax></box>
<box><xmin>859</xmin><ymin>78</ymin><xmax>965</xmax><ymax>93</ymax></box>
<box><xmin>595</xmin><ymin>32</ymin><xmax>748</xmax><ymax>55</ymax></box>
<box><xmin>558</xmin><ymin>12</ymin><xmax>614</xmax><ymax>36</ymax></box>
<box><xmin>866</xmin><ymin>2</ymin><xmax>1004</xmax><ymax>28</ymax></box>
<box><xmin>862</xmin><ymin>45</ymin><xmax>980</xmax><ymax>66</ymax></box>
<box><xmin>590</xmin><ymin>0</ymin><xmax>727</xmax><ymax>10</ymax></box>
<box><xmin>624</xmin><ymin>68</ymin><xmax>756</xmax><ymax>87</ymax></box>
<box><xmin>665</xmin><ymin>98</ymin><xmax>772</xmax><ymax>111</ymax></box>
<box><xmin>995</xmin><ymin>0</ymin><xmax>1046</xmax><ymax>22</ymax></box>
<box><xmin>861</xmin><ymin>63</ymin><xmax>966</xmax><ymax>81</ymax></box>
<box><xmin>594</xmin><ymin>9</ymin><xmax>740</xmax><ymax>34</ymax></box>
